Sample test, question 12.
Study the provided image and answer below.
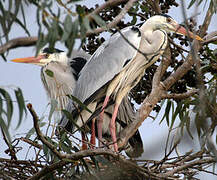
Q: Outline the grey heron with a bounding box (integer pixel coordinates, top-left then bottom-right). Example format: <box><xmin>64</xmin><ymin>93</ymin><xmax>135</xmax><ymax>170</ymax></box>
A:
<box><xmin>62</xmin><ymin>14</ymin><xmax>203</xmax><ymax>152</ymax></box>
<box><xmin>11</xmin><ymin>48</ymin><xmax>144</xmax><ymax>157</ymax></box>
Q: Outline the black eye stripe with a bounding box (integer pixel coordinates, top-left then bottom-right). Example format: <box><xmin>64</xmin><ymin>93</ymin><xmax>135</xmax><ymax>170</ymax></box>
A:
<box><xmin>42</xmin><ymin>48</ymin><xmax>64</xmax><ymax>54</ymax></box>
<box><xmin>160</xmin><ymin>14</ymin><xmax>173</xmax><ymax>19</ymax></box>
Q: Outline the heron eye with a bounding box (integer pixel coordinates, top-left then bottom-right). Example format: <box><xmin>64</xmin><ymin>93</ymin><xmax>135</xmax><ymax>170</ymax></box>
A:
<box><xmin>167</xmin><ymin>18</ymin><xmax>172</xmax><ymax>23</ymax></box>
<box><xmin>44</xmin><ymin>53</ymin><xmax>49</xmax><ymax>58</ymax></box>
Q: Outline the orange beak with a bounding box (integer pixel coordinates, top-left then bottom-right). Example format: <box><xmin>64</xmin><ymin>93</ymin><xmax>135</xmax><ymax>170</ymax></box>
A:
<box><xmin>175</xmin><ymin>25</ymin><xmax>203</xmax><ymax>41</ymax></box>
<box><xmin>11</xmin><ymin>55</ymin><xmax>46</xmax><ymax>66</ymax></box>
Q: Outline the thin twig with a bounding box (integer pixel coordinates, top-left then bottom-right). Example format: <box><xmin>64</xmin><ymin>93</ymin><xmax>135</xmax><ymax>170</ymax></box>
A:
<box><xmin>19</xmin><ymin>137</ymin><xmax>42</xmax><ymax>149</ymax></box>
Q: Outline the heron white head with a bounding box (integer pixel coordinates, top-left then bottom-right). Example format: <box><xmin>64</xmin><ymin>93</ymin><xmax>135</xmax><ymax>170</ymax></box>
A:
<box><xmin>11</xmin><ymin>48</ymin><xmax>68</xmax><ymax>66</ymax></box>
<box><xmin>143</xmin><ymin>14</ymin><xmax>203</xmax><ymax>41</ymax></box>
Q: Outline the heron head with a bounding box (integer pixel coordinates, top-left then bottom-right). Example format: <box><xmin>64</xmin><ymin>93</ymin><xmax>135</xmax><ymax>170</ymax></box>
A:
<box><xmin>146</xmin><ymin>15</ymin><xmax>203</xmax><ymax>41</ymax></box>
<box><xmin>11</xmin><ymin>48</ymin><xmax>68</xmax><ymax>66</ymax></box>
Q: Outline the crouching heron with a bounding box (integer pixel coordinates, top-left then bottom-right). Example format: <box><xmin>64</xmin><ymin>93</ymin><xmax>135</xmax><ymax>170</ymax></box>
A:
<box><xmin>11</xmin><ymin>48</ymin><xmax>144</xmax><ymax>157</ymax></box>
<box><xmin>61</xmin><ymin>14</ymin><xmax>203</xmax><ymax>152</ymax></box>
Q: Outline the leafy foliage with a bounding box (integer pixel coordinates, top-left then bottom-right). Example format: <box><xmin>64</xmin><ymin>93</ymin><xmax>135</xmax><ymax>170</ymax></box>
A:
<box><xmin>0</xmin><ymin>87</ymin><xmax>26</xmax><ymax>142</ymax></box>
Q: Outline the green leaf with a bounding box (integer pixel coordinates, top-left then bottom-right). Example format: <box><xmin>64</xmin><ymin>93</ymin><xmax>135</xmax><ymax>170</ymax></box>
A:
<box><xmin>43</xmin><ymin>143</ymin><xmax>50</xmax><ymax>161</ymax></box>
<box><xmin>61</xmin><ymin>109</ymin><xmax>83</xmax><ymax>132</ymax></box>
<box><xmin>90</xmin><ymin>156</ymin><xmax>99</xmax><ymax>171</ymax></box>
<box><xmin>60</xmin><ymin>141</ymin><xmax>72</xmax><ymax>153</ymax></box>
<box><xmin>80</xmin><ymin>22</ymin><xmax>87</xmax><ymax>39</ymax></box>
<box><xmin>0</xmin><ymin>116</ymin><xmax>11</xmax><ymax>143</ymax></box>
<box><xmin>0</xmin><ymin>88</ymin><xmax>13</xmax><ymax>128</ymax></box>
<box><xmin>171</xmin><ymin>103</ymin><xmax>182</xmax><ymax>128</ymax></box>
<box><xmin>25</xmin><ymin>118</ymin><xmax>46</xmax><ymax>139</ymax></box>
<box><xmin>91</xmin><ymin>14</ymin><xmax>106</xmax><ymax>27</ymax></box>
<box><xmin>64</xmin><ymin>14</ymin><xmax>72</xmax><ymax>33</ymax></box>
<box><xmin>39</xmin><ymin>122</ymin><xmax>47</xmax><ymax>127</ymax></box>
<box><xmin>83</xmin><ymin>16</ymin><xmax>92</xmax><ymax>32</ymax></box>
<box><xmin>25</xmin><ymin>126</ymin><xmax>36</xmax><ymax>139</ymax></box>
<box><xmin>10</xmin><ymin>12</ymin><xmax>30</xmax><ymax>36</ymax></box>
<box><xmin>48</xmin><ymin>99</ymin><xmax>57</xmax><ymax>122</ymax></box>
<box><xmin>14</xmin><ymin>88</ymin><xmax>27</xmax><ymax>129</ymax></box>
<box><xmin>45</xmin><ymin>69</ymin><xmax>54</xmax><ymax>77</ymax></box>
<box><xmin>188</xmin><ymin>0</ymin><xmax>197</xmax><ymax>9</ymax></box>
<box><xmin>0</xmin><ymin>95</ymin><xmax>2</xmax><ymax>113</ymax></box>
<box><xmin>81</xmin><ymin>159</ymin><xmax>92</xmax><ymax>173</ymax></box>
<box><xmin>67</xmin><ymin>95</ymin><xmax>92</xmax><ymax>113</ymax></box>
<box><xmin>1</xmin><ymin>54</ymin><xmax>7</xmax><ymax>62</ymax></box>
<box><xmin>76</xmin><ymin>5</ymin><xmax>85</xmax><ymax>15</ymax></box>
<box><xmin>160</xmin><ymin>100</ymin><xmax>171</xmax><ymax>126</ymax></box>
<box><xmin>185</xmin><ymin>112</ymin><xmax>193</xmax><ymax>139</ymax></box>
<box><xmin>166</xmin><ymin>101</ymin><xmax>171</xmax><ymax>126</ymax></box>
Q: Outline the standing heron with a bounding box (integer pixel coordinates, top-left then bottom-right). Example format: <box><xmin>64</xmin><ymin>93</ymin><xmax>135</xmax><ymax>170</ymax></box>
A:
<box><xmin>62</xmin><ymin>14</ymin><xmax>203</xmax><ymax>152</ymax></box>
<box><xmin>11</xmin><ymin>48</ymin><xmax>144</xmax><ymax>157</ymax></box>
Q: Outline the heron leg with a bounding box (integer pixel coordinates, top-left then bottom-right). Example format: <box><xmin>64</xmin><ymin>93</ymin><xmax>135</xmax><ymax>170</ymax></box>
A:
<box><xmin>109</xmin><ymin>103</ymin><xmax>120</xmax><ymax>152</ymax></box>
<box><xmin>90</xmin><ymin>118</ymin><xmax>96</xmax><ymax>149</ymax></box>
<box><xmin>81</xmin><ymin>131</ymin><xmax>88</xmax><ymax>150</ymax></box>
<box><xmin>98</xmin><ymin>95</ymin><xmax>110</xmax><ymax>147</ymax></box>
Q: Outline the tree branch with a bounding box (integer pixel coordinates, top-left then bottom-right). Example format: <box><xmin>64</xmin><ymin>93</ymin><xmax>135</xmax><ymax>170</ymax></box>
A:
<box><xmin>203</xmin><ymin>30</ymin><xmax>217</xmax><ymax>44</ymax></box>
<box><xmin>29</xmin><ymin>148</ymin><xmax>122</xmax><ymax>180</ymax></box>
<box><xmin>161</xmin><ymin>89</ymin><xmax>198</xmax><ymax>100</ymax></box>
<box><xmin>28</xmin><ymin>160</ymin><xmax>68</xmax><ymax>180</ymax></box>
<box><xmin>27</xmin><ymin>103</ymin><xmax>63</xmax><ymax>159</ymax></box>
<box><xmin>153</xmin><ymin>47</ymin><xmax>171</xmax><ymax>89</ymax></box>
<box><xmin>160</xmin><ymin>157</ymin><xmax>215</xmax><ymax>178</ymax></box>
<box><xmin>0</xmin><ymin>37</ymin><xmax>38</xmax><ymax>55</ymax></box>
<box><xmin>19</xmin><ymin>137</ymin><xmax>42</xmax><ymax>149</ymax></box>
<box><xmin>90</xmin><ymin>0</ymin><xmax>128</xmax><ymax>15</ymax></box>
<box><xmin>86</xmin><ymin>0</ymin><xmax>137</xmax><ymax>36</ymax></box>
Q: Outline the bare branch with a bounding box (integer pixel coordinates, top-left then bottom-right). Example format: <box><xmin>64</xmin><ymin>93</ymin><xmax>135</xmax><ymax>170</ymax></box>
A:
<box><xmin>153</xmin><ymin>47</ymin><xmax>171</xmax><ymax>89</ymax></box>
<box><xmin>19</xmin><ymin>137</ymin><xmax>42</xmax><ymax>149</ymax></box>
<box><xmin>0</xmin><ymin>158</ymin><xmax>44</xmax><ymax>168</ymax></box>
<box><xmin>199</xmin><ymin>2</ymin><xmax>214</xmax><ymax>37</ymax></box>
<box><xmin>0</xmin><ymin>37</ymin><xmax>38</xmax><ymax>55</ymax></box>
<box><xmin>27</xmin><ymin>103</ymin><xmax>63</xmax><ymax>159</ymax></box>
<box><xmin>86</xmin><ymin>0</ymin><xmax>137</xmax><ymax>36</ymax></box>
<box><xmin>90</xmin><ymin>0</ymin><xmax>128</xmax><ymax>15</ymax></box>
<box><xmin>161</xmin><ymin>89</ymin><xmax>198</xmax><ymax>100</ymax></box>
<box><xmin>146</xmin><ymin>0</ymin><xmax>161</xmax><ymax>13</ymax></box>
<box><xmin>161</xmin><ymin>157</ymin><xmax>215</xmax><ymax>178</ymax></box>
<box><xmin>28</xmin><ymin>160</ymin><xmax>68</xmax><ymax>180</ymax></box>
<box><xmin>1</xmin><ymin>128</ymin><xmax>17</xmax><ymax>160</ymax></box>
<box><xmin>203</xmin><ymin>31</ymin><xmax>217</xmax><ymax>44</ymax></box>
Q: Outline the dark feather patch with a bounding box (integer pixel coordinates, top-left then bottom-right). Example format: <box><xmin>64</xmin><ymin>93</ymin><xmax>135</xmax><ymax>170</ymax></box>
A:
<box><xmin>159</xmin><ymin>14</ymin><xmax>173</xmax><ymax>19</ymax></box>
<box><xmin>70</xmin><ymin>57</ymin><xmax>87</xmax><ymax>80</ymax></box>
<box><xmin>42</xmin><ymin>48</ymin><xmax>64</xmax><ymax>54</ymax></box>
<box><xmin>123</xmin><ymin>59</ymin><xmax>131</xmax><ymax>67</ymax></box>
<box><xmin>131</xmin><ymin>26</ymin><xmax>141</xmax><ymax>37</ymax></box>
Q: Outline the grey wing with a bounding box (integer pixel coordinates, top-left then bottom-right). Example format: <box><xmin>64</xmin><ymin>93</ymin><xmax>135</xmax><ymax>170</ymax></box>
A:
<box><xmin>74</xmin><ymin>26</ymin><xmax>142</xmax><ymax>103</ymax></box>
<box><xmin>69</xmin><ymin>50</ymin><xmax>91</xmax><ymax>60</ymax></box>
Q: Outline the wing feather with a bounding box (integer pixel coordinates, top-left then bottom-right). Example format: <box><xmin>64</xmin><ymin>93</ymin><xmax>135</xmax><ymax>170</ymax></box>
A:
<box><xmin>74</xmin><ymin>26</ymin><xmax>142</xmax><ymax>103</ymax></box>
